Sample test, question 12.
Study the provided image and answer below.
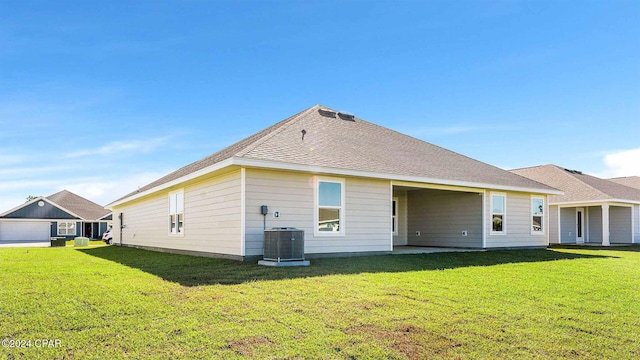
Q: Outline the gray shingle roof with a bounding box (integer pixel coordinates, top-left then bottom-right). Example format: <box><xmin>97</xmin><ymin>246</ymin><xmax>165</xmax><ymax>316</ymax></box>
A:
<box><xmin>609</xmin><ymin>176</ymin><xmax>640</xmax><ymax>190</ymax></box>
<box><xmin>511</xmin><ymin>165</ymin><xmax>640</xmax><ymax>203</ymax></box>
<box><xmin>116</xmin><ymin>105</ymin><xmax>556</xmax><ymax>203</ymax></box>
<box><xmin>47</xmin><ymin>190</ymin><xmax>111</xmax><ymax>221</ymax></box>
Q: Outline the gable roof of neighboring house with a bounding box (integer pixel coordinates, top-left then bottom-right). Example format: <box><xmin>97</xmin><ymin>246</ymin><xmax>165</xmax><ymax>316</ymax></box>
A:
<box><xmin>46</xmin><ymin>190</ymin><xmax>111</xmax><ymax>220</ymax></box>
<box><xmin>608</xmin><ymin>176</ymin><xmax>640</xmax><ymax>190</ymax></box>
<box><xmin>511</xmin><ymin>165</ymin><xmax>640</xmax><ymax>204</ymax></box>
<box><xmin>0</xmin><ymin>190</ymin><xmax>111</xmax><ymax>221</ymax></box>
<box><xmin>109</xmin><ymin>104</ymin><xmax>558</xmax><ymax>207</ymax></box>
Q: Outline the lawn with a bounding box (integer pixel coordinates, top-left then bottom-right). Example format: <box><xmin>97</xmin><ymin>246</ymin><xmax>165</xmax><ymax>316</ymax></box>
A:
<box><xmin>1</xmin><ymin>246</ymin><xmax>638</xmax><ymax>359</ymax></box>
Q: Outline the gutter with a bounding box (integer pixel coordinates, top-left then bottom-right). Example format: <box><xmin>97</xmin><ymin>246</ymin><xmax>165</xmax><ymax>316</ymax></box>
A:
<box><xmin>106</xmin><ymin>157</ymin><xmax>563</xmax><ymax>208</ymax></box>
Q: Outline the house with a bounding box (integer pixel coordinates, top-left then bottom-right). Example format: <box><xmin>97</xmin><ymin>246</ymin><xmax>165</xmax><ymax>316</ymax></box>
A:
<box><xmin>0</xmin><ymin>190</ymin><xmax>112</xmax><ymax>244</ymax></box>
<box><xmin>511</xmin><ymin>165</ymin><xmax>640</xmax><ymax>245</ymax></box>
<box><xmin>609</xmin><ymin>176</ymin><xmax>640</xmax><ymax>190</ymax></box>
<box><xmin>106</xmin><ymin>105</ymin><xmax>560</xmax><ymax>261</ymax></box>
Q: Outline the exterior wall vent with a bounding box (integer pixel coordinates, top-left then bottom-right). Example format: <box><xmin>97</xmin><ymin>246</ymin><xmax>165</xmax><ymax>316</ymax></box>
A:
<box><xmin>318</xmin><ymin>109</ymin><xmax>337</xmax><ymax>118</ymax></box>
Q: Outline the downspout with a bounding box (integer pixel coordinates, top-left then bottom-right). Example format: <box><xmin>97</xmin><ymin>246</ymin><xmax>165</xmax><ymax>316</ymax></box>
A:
<box><xmin>119</xmin><ymin>212</ymin><xmax>124</xmax><ymax>246</ymax></box>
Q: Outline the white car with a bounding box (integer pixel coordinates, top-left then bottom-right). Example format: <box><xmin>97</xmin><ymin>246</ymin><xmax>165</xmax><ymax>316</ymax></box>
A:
<box><xmin>102</xmin><ymin>229</ymin><xmax>113</xmax><ymax>244</ymax></box>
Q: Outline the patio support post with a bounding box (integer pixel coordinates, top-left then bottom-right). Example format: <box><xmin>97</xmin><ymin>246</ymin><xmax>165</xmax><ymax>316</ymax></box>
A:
<box><xmin>602</xmin><ymin>204</ymin><xmax>610</xmax><ymax>246</ymax></box>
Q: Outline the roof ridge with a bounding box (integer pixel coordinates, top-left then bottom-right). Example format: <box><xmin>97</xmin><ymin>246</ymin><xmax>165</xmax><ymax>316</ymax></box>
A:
<box><xmin>48</xmin><ymin>189</ymin><xmax>104</xmax><ymax>206</ymax></box>
<box><xmin>550</xmin><ymin>165</ymin><xmax>618</xmax><ymax>200</ymax></box>
<box><xmin>609</xmin><ymin>175</ymin><xmax>640</xmax><ymax>180</ymax></box>
<box><xmin>509</xmin><ymin>164</ymin><xmax>554</xmax><ymax>172</ymax></box>
<box><xmin>235</xmin><ymin>105</ymin><xmax>322</xmax><ymax>158</ymax></box>
<box><xmin>45</xmin><ymin>189</ymin><xmax>111</xmax><ymax>219</ymax></box>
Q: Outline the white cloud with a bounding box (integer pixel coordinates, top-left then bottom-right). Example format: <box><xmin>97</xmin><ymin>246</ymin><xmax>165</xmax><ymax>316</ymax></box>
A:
<box><xmin>434</xmin><ymin>125</ymin><xmax>477</xmax><ymax>135</ymax></box>
<box><xmin>598</xmin><ymin>148</ymin><xmax>640</xmax><ymax>178</ymax></box>
<box><xmin>65</xmin><ymin>137</ymin><xmax>169</xmax><ymax>158</ymax></box>
<box><xmin>0</xmin><ymin>179</ymin><xmax>64</xmax><ymax>210</ymax></box>
<box><xmin>0</xmin><ymin>153</ymin><xmax>27</xmax><ymax>166</ymax></box>
<box><xmin>0</xmin><ymin>179</ymin><xmax>62</xmax><ymax>192</ymax></box>
<box><xmin>403</xmin><ymin>125</ymin><xmax>477</xmax><ymax>137</ymax></box>
<box><xmin>0</xmin><ymin>171</ymin><xmax>166</xmax><ymax>211</ymax></box>
<box><xmin>0</xmin><ymin>195</ymin><xmax>32</xmax><ymax>213</ymax></box>
<box><xmin>64</xmin><ymin>171</ymin><xmax>168</xmax><ymax>206</ymax></box>
<box><xmin>0</xmin><ymin>165</ymin><xmax>74</xmax><ymax>177</ymax></box>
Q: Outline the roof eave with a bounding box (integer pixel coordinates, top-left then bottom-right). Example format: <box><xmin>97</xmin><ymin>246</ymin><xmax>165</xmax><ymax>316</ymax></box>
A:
<box><xmin>551</xmin><ymin>199</ymin><xmax>640</xmax><ymax>206</ymax></box>
<box><xmin>234</xmin><ymin>158</ymin><xmax>564</xmax><ymax>195</ymax></box>
<box><xmin>107</xmin><ymin>157</ymin><xmax>563</xmax><ymax>208</ymax></box>
<box><xmin>105</xmin><ymin>158</ymin><xmax>236</xmax><ymax>208</ymax></box>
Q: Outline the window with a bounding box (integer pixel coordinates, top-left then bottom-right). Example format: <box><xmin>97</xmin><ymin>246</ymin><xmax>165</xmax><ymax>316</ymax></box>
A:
<box><xmin>531</xmin><ymin>196</ymin><xmax>544</xmax><ymax>234</ymax></box>
<box><xmin>392</xmin><ymin>198</ymin><xmax>398</xmax><ymax>235</ymax></box>
<box><xmin>58</xmin><ymin>221</ymin><xmax>76</xmax><ymax>236</ymax></box>
<box><xmin>491</xmin><ymin>193</ymin><xmax>506</xmax><ymax>234</ymax></box>
<box><xmin>316</xmin><ymin>178</ymin><xmax>344</xmax><ymax>235</ymax></box>
<box><xmin>169</xmin><ymin>190</ymin><xmax>184</xmax><ymax>235</ymax></box>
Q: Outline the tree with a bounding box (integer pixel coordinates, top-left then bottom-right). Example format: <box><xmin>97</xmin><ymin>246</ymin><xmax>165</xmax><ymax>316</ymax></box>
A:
<box><xmin>26</xmin><ymin>195</ymin><xmax>41</xmax><ymax>202</ymax></box>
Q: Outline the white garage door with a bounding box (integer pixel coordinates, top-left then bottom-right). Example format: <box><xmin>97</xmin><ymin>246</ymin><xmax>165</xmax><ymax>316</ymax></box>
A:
<box><xmin>0</xmin><ymin>222</ymin><xmax>50</xmax><ymax>241</ymax></box>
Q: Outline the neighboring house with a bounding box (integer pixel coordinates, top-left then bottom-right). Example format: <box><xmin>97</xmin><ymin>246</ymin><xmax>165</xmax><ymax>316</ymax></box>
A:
<box><xmin>0</xmin><ymin>190</ymin><xmax>112</xmax><ymax>243</ymax></box>
<box><xmin>511</xmin><ymin>165</ymin><xmax>640</xmax><ymax>245</ymax></box>
<box><xmin>106</xmin><ymin>105</ymin><xmax>560</xmax><ymax>261</ymax></box>
<box><xmin>609</xmin><ymin>176</ymin><xmax>640</xmax><ymax>190</ymax></box>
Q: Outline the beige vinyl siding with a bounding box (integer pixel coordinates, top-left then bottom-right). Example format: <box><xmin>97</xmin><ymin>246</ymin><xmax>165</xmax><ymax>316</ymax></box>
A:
<box><xmin>485</xmin><ymin>192</ymin><xmax>548</xmax><ymax>247</ymax></box>
<box><xmin>392</xmin><ymin>190</ymin><xmax>408</xmax><ymax>246</ymax></box>
<box><xmin>112</xmin><ymin>194</ymin><xmax>166</xmax><ymax>246</ymax></box>
<box><xmin>244</xmin><ymin>168</ymin><xmax>391</xmax><ymax>256</ymax></box>
<box><xmin>112</xmin><ymin>169</ymin><xmax>242</xmax><ymax>255</ymax></box>
<box><xmin>549</xmin><ymin>205</ymin><xmax>559</xmax><ymax>244</ymax></box>
<box><xmin>587</xmin><ymin>206</ymin><xmax>602</xmax><ymax>243</ymax></box>
<box><xmin>407</xmin><ymin>189</ymin><xmax>482</xmax><ymax>248</ymax></box>
<box><xmin>610</xmin><ymin>206</ymin><xmax>632</xmax><ymax>243</ymax></box>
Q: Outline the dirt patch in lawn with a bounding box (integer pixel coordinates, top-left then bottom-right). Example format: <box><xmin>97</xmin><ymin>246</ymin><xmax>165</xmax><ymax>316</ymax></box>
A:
<box><xmin>346</xmin><ymin>323</ymin><xmax>462</xmax><ymax>359</ymax></box>
<box><xmin>228</xmin><ymin>336</ymin><xmax>271</xmax><ymax>356</ymax></box>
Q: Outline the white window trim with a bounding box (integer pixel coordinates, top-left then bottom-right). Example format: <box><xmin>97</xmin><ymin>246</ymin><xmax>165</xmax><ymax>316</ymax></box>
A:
<box><xmin>531</xmin><ymin>195</ymin><xmax>545</xmax><ymax>235</ymax></box>
<box><xmin>314</xmin><ymin>176</ymin><xmax>345</xmax><ymax>237</ymax></box>
<box><xmin>168</xmin><ymin>189</ymin><xmax>185</xmax><ymax>237</ymax></box>
<box><xmin>57</xmin><ymin>221</ymin><xmax>76</xmax><ymax>236</ymax></box>
<box><xmin>490</xmin><ymin>192</ymin><xmax>506</xmax><ymax>235</ymax></box>
<box><xmin>392</xmin><ymin>197</ymin><xmax>399</xmax><ymax>236</ymax></box>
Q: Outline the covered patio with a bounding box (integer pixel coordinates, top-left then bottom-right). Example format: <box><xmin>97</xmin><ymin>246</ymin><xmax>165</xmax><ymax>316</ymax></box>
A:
<box><xmin>392</xmin><ymin>182</ymin><xmax>484</xmax><ymax>249</ymax></box>
<box><xmin>555</xmin><ymin>203</ymin><xmax>634</xmax><ymax>245</ymax></box>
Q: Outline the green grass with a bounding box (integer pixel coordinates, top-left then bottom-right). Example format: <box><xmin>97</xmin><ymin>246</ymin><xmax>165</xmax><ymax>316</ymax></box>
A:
<box><xmin>1</xmin><ymin>245</ymin><xmax>639</xmax><ymax>359</ymax></box>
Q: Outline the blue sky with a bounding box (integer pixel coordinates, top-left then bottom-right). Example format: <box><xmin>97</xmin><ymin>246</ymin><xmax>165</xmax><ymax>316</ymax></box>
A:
<box><xmin>1</xmin><ymin>0</ymin><xmax>638</xmax><ymax>208</ymax></box>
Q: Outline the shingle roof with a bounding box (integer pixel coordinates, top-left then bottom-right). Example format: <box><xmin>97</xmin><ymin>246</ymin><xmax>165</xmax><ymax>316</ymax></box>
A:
<box><xmin>511</xmin><ymin>165</ymin><xmax>640</xmax><ymax>203</ymax></box>
<box><xmin>47</xmin><ymin>190</ymin><xmax>111</xmax><ymax>221</ymax></box>
<box><xmin>608</xmin><ymin>176</ymin><xmax>640</xmax><ymax>190</ymax></box>
<box><xmin>115</xmin><ymin>104</ymin><xmax>556</xmax><ymax>203</ymax></box>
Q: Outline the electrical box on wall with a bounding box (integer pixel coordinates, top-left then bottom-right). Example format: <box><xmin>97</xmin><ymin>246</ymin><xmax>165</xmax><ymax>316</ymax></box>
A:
<box><xmin>261</xmin><ymin>205</ymin><xmax>268</xmax><ymax>215</ymax></box>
